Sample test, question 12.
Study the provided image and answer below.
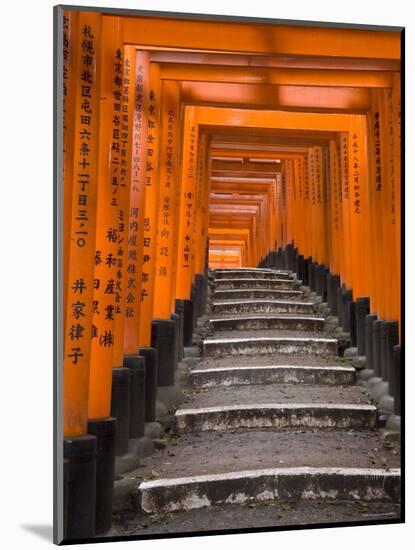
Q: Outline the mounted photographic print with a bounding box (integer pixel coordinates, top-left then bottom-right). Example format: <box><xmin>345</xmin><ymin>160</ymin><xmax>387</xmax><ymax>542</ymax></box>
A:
<box><xmin>54</xmin><ymin>4</ymin><xmax>404</xmax><ymax>544</ymax></box>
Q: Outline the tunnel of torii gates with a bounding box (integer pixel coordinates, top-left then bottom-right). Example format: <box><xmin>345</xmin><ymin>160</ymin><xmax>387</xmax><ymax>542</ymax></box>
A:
<box><xmin>61</xmin><ymin>8</ymin><xmax>401</xmax><ymax>535</ymax></box>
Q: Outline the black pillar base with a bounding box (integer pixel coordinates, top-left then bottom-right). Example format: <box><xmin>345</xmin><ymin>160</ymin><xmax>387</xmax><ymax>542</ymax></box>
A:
<box><xmin>190</xmin><ymin>284</ymin><xmax>197</xmax><ymax>328</ymax></box>
<box><xmin>321</xmin><ymin>267</ymin><xmax>329</xmax><ymax>301</ymax></box>
<box><xmin>288</xmin><ymin>244</ymin><xmax>295</xmax><ymax>271</ymax></box>
<box><xmin>349</xmin><ymin>301</ymin><xmax>357</xmax><ymax>347</ymax></box>
<box><xmin>315</xmin><ymin>264</ymin><xmax>323</xmax><ymax>296</ymax></box>
<box><xmin>110</xmin><ymin>368</ymin><xmax>130</xmax><ymax>456</ymax></box>
<box><xmin>183</xmin><ymin>299</ymin><xmax>194</xmax><ymax>346</ymax></box>
<box><xmin>175</xmin><ymin>299</ymin><xmax>185</xmax><ymax>360</ymax></box>
<box><xmin>64</xmin><ymin>435</ymin><xmax>97</xmax><ymax>540</ymax></box>
<box><xmin>341</xmin><ymin>288</ymin><xmax>353</xmax><ymax>332</ymax></box>
<box><xmin>123</xmin><ymin>355</ymin><xmax>146</xmax><ymax>439</ymax></box>
<box><xmin>194</xmin><ymin>274</ymin><xmax>204</xmax><ymax>318</ymax></box>
<box><xmin>380</xmin><ymin>321</ymin><xmax>389</xmax><ymax>383</ymax></box>
<box><xmin>304</xmin><ymin>257</ymin><xmax>311</xmax><ymax>286</ymax></box>
<box><xmin>201</xmin><ymin>271</ymin><xmax>208</xmax><ymax>315</ymax></box>
<box><xmin>170</xmin><ymin>312</ymin><xmax>180</xmax><ymax>366</ymax></box>
<box><xmin>309</xmin><ymin>262</ymin><xmax>317</xmax><ymax>292</ymax></box>
<box><xmin>326</xmin><ymin>273</ymin><xmax>334</xmax><ymax>311</ymax></box>
<box><xmin>365</xmin><ymin>314</ymin><xmax>378</xmax><ymax>373</ymax></box>
<box><xmin>385</xmin><ymin>321</ymin><xmax>399</xmax><ymax>394</ymax></box>
<box><xmin>356</xmin><ymin>297</ymin><xmax>370</xmax><ymax>355</ymax></box>
<box><xmin>392</xmin><ymin>345</ymin><xmax>401</xmax><ymax>416</ymax></box>
<box><xmin>282</xmin><ymin>246</ymin><xmax>288</xmax><ymax>270</ymax></box>
<box><xmin>292</xmin><ymin>248</ymin><xmax>299</xmax><ymax>274</ymax></box>
<box><xmin>297</xmin><ymin>254</ymin><xmax>305</xmax><ymax>282</ymax></box>
<box><xmin>328</xmin><ymin>274</ymin><xmax>340</xmax><ymax>316</ymax></box>
<box><xmin>87</xmin><ymin>417</ymin><xmax>116</xmax><ymax>535</ymax></box>
<box><xmin>63</xmin><ymin>458</ymin><xmax>69</xmax><ymax>540</ymax></box>
<box><xmin>337</xmin><ymin>285</ymin><xmax>344</xmax><ymax>325</ymax></box>
<box><xmin>373</xmin><ymin>320</ymin><xmax>385</xmax><ymax>379</ymax></box>
<box><xmin>276</xmin><ymin>248</ymin><xmax>283</xmax><ymax>270</ymax></box>
<box><xmin>139</xmin><ymin>347</ymin><xmax>158</xmax><ymax>422</ymax></box>
<box><xmin>151</xmin><ymin>319</ymin><xmax>176</xmax><ymax>387</ymax></box>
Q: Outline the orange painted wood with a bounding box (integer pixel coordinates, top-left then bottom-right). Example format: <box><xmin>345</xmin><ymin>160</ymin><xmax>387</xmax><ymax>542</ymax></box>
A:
<box><xmin>138</xmin><ymin>62</ymin><xmax>162</xmax><ymax>346</ymax></box>
<box><xmin>88</xmin><ymin>15</ymin><xmax>124</xmax><ymax>419</ymax></box>
<box><xmin>153</xmin><ymin>80</ymin><xmax>181</xmax><ymax>319</ymax></box>
<box><xmin>63</xmin><ymin>11</ymin><xmax>102</xmax><ymax>436</ymax></box>
<box><xmin>161</xmin><ymin>64</ymin><xmax>394</xmax><ymax>88</ymax></box>
<box><xmin>121</xmin><ymin>17</ymin><xmax>400</xmax><ymax>59</ymax></box>
<box><xmin>63</xmin><ymin>10</ymin><xmax>79</xmax><ymax>331</ymax></box>
<box><xmin>175</xmin><ymin>106</ymin><xmax>199</xmax><ymax>299</ymax></box>
<box><xmin>123</xmin><ymin>50</ymin><xmax>150</xmax><ymax>354</ymax></box>
<box><xmin>348</xmin><ymin>116</ymin><xmax>371</xmax><ymax>299</ymax></box>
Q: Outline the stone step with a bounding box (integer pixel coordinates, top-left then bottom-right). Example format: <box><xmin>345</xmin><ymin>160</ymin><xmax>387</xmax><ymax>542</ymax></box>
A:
<box><xmin>195</xmin><ymin>353</ymin><xmax>352</xmax><ymax>370</ymax></box>
<box><xmin>139</xmin><ymin>466</ymin><xmax>400</xmax><ymax>513</ymax></box>
<box><xmin>213</xmin><ymin>267</ymin><xmax>291</xmax><ymax>274</ymax></box>
<box><xmin>203</xmin><ymin>336</ymin><xmax>338</xmax><ymax>357</ymax></box>
<box><xmin>132</xmin><ymin>428</ymin><xmax>400</xmax><ymax>481</ymax></box>
<box><xmin>213</xmin><ymin>289</ymin><xmax>304</xmax><ymax>301</ymax></box>
<box><xmin>213</xmin><ymin>269</ymin><xmax>293</xmax><ymax>280</ymax></box>
<box><xmin>112</xmin><ymin>500</ymin><xmax>401</xmax><ymax>534</ymax></box>
<box><xmin>209</xmin><ymin>315</ymin><xmax>325</xmax><ymax>332</ymax></box>
<box><xmin>212</xmin><ymin>299</ymin><xmax>314</xmax><ymax>315</ymax></box>
<box><xmin>183</xmin><ymin>379</ymin><xmax>370</xmax><ymax>407</ymax></box>
<box><xmin>189</xmin><ymin>364</ymin><xmax>356</xmax><ymax>388</ymax></box>
<box><xmin>214</xmin><ymin>278</ymin><xmax>297</xmax><ymax>290</ymax></box>
<box><xmin>175</xmin><ymin>403</ymin><xmax>377</xmax><ymax>433</ymax></box>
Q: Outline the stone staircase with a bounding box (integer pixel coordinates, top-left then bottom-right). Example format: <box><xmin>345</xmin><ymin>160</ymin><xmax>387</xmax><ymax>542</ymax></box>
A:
<box><xmin>114</xmin><ymin>268</ymin><xmax>401</xmax><ymax>533</ymax></box>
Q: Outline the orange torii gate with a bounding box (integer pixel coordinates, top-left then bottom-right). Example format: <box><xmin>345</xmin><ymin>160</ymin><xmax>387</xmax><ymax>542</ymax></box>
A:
<box><xmin>195</xmin><ymin>107</ymin><xmax>368</xmax><ymax>303</ymax></box>
<box><xmin>204</xmin><ymin>106</ymin><xmax>399</xmax><ymax>328</ymax></box>
<box><xmin>60</xmin><ymin>9</ymin><xmax>401</xmax><ymax>539</ymax></box>
<box><xmin>210</xmin><ymin>198</ymin><xmax>269</xmax><ymax>264</ymax></box>
<box><xmin>160</xmin><ymin>63</ymin><xmax>395</xmax><ymax>89</ymax></box>
<box><xmin>209</xmin><ymin>248</ymin><xmax>243</xmax><ymax>268</ymax></box>
<box><xmin>121</xmin><ymin>16</ymin><xmax>400</xmax><ymax>59</ymax></box>
<box><xmin>208</xmin><ymin>228</ymin><xmax>251</xmax><ymax>266</ymax></box>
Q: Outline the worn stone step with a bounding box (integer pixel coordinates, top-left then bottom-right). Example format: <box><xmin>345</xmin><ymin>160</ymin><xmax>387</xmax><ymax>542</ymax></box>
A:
<box><xmin>213</xmin><ymin>269</ymin><xmax>293</xmax><ymax>280</ymax></box>
<box><xmin>195</xmin><ymin>353</ymin><xmax>352</xmax><ymax>370</ymax></box>
<box><xmin>203</xmin><ymin>336</ymin><xmax>338</xmax><ymax>356</ymax></box>
<box><xmin>214</xmin><ymin>278</ymin><xmax>297</xmax><ymax>290</ymax></box>
<box><xmin>212</xmin><ymin>299</ymin><xmax>314</xmax><ymax>315</ymax></box>
<box><xmin>189</xmin><ymin>364</ymin><xmax>356</xmax><ymax>388</ymax></box>
<box><xmin>213</xmin><ymin>267</ymin><xmax>291</xmax><ymax>274</ymax></box>
<box><xmin>111</xmin><ymin>499</ymin><xmax>400</xmax><ymax>535</ymax></box>
<box><xmin>132</xmin><ymin>429</ymin><xmax>400</xmax><ymax>480</ymax></box>
<box><xmin>176</xmin><ymin>403</ymin><xmax>377</xmax><ymax>433</ymax></box>
<box><xmin>213</xmin><ymin>289</ymin><xmax>303</xmax><ymax>301</ymax></box>
<box><xmin>139</xmin><ymin>466</ymin><xmax>400</xmax><ymax>513</ymax></box>
<box><xmin>129</xmin><ymin>427</ymin><xmax>401</xmax><ymax>516</ymax></box>
<box><xmin>183</xmin><ymin>379</ymin><xmax>370</xmax><ymax>408</ymax></box>
<box><xmin>209</xmin><ymin>315</ymin><xmax>325</xmax><ymax>332</ymax></box>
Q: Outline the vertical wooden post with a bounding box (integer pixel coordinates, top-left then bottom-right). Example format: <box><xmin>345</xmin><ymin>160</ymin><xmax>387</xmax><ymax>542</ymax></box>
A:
<box><xmin>123</xmin><ymin>50</ymin><xmax>149</xmax><ymax>354</ymax></box>
<box><xmin>309</xmin><ymin>147</ymin><xmax>318</xmax><ymax>263</ymax></box>
<box><xmin>392</xmin><ymin>74</ymin><xmax>401</xmax><ymax>337</ymax></box>
<box><xmin>301</xmin><ymin>153</ymin><xmax>311</xmax><ymax>262</ymax></box>
<box><xmin>153</xmin><ymin>80</ymin><xmax>180</xmax><ymax>319</ymax></box>
<box><xmin>175</xmin><ymin>106</ymin><xmax>199</xmax><ymax>300</ymax></box>
<box><xmin>348</xmin><ymin>115</ymin><xmax>370</xmax><ymax>300</ymax></box>
<box><xmin>339</xmin><ymin>132</ymin><xmax>352</xmax><ymax>290</ymax></box>
<box><xmin>139</xmin><ymin>62</ymin><xmax>162</xmax><ymax>346</ymax></box>
<box><xmin>63</xmin><ymin>11</ymin><xmax>102</xmax><ymax>540</ymax></box>
<box><xmin>64</xmin><ymin>11</ymin><xmax>102</xmax><ymax>438</ymax></box>
<box><xmin>328</xmin><ymin>140</ymin><xmax>341</xmax><ymax>275</ymax></box>
<box><xmin>110</xmin><ymin>43</ymin><xmax>135</xmax><ymax>369</ymax></box>
<box><xmin>63</xmin><ymin>10</ymin><xmax>79</xmax><ymax>331</ymax></box>
<box><xmin>88</xmin><ymin>14</ymin><xmax>122</xmax><ymax>421</ymax></box>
